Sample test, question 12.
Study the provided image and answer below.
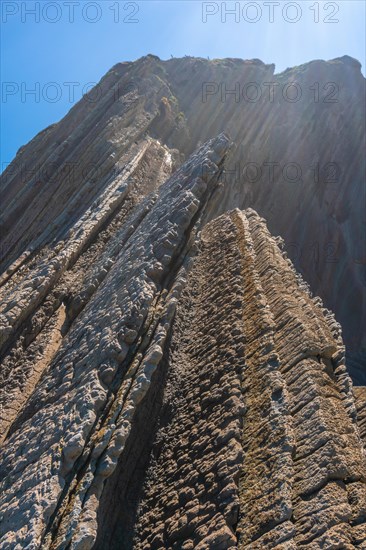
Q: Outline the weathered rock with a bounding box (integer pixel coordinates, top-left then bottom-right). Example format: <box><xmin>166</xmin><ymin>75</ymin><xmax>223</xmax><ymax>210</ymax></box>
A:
<box><xmin>1</xmin><ymin>55</ymin><xmax>364</xmax><ymax>381</ymax></box>
<box><xmin>0</xmin><ymin>56</ymin><xmax>365</xmax><ymax>549</ymax></box>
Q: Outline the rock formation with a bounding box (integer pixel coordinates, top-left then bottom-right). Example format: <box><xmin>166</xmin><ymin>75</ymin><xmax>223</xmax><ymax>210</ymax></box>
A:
<box><xmin>1</xmin><ymin>54</ymin><xmax>365</xmax><ymax>382</ymax></box>
<box><xmin>0</xmin><ymin>56</ymin><xmax>365</xmax><ymax>548</ymax></box>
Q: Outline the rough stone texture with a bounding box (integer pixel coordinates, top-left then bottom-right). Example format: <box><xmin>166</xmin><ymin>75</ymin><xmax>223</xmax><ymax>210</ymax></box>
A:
<box><xmin>0</xmin><ymin>56</ymin><xmax>365</xmax><ymax>549</ymax></box>
<box><xmin>355</xmin><ymin>387</ymin><xmax>366</xmax><ymax>445</ymax></box>
<box><xmin>0</xmin><ymin>136</ymin><xmax>175</xmax><ymax>444</ymax></box>
<box><xmin>1</xmin><ymin>54</ymin><xmax>365</xmax><ymax>381</ymax></box>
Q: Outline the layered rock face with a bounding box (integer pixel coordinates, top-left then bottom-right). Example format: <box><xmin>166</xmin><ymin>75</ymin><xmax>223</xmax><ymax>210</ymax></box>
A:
<box><xmin>1</xmin><ymin>54</ymin><xmax>365</xmax><ymax>381</ymax></box>
<box><xmin>0</xmin><ymin>56</ymin><xmax>365</xmax><ymax>548</ymax></box>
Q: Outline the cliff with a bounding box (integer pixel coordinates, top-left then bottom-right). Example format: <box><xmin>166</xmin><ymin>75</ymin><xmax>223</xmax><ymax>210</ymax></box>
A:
<box><xmin>1</xmin><ymin>54</ymin><xmax>365</xmax><ymax>382</ymax></box>
<box><xmin>0</xmin><ymin>56</ymin><xmax>365</xmax><ymax>549</ymax></box>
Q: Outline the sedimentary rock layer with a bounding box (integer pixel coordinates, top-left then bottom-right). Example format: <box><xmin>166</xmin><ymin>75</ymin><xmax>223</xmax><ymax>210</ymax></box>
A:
<box><xmin>131</xmin><ymin>209</ymin><xmax>366</xmax><ymax>549</ymax></box>
<box><xmin>1</xmin><ymin>55</ymin><xmax>364</xmax><ymax>380</ymax></box>
<box><xmin>0</xmin><ymin>134</ymin><xmax>365</xmax><ymax>549</ymax></box>
<box><xmin>0</xmin><ymin>134</ymin><xmax>230</xmax><ymax>548</ymax></box>
<box><xmin>0</xmin><ymin>136</ymin><xmax>175</xmax><ymax>444</ymax></box>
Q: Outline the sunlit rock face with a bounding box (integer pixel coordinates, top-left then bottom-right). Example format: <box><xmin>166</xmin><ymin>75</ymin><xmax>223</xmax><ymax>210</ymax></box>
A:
<box><xmin>0</xmin><ymin>56</ymin><xmax>365</xmax><ymax>549</ymax></box>
<box><xmin>1</xmin><ymin>54</ymin><xmax>365</xmax><ymax>382</ymax></box>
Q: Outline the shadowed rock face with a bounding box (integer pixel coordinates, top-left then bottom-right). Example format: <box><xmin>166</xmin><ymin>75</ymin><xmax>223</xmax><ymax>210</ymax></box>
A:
<box><xmin>0</xmin><ymin>57</ymin><xmax>365</xmax><ymax>549</ymax></box>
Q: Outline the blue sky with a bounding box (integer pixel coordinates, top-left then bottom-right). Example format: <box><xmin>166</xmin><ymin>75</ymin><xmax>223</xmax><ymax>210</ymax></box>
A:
<box><xmin>1</xmin><ymin>0</ymin><xmax>365</xmax><ymax>170</ymax></box>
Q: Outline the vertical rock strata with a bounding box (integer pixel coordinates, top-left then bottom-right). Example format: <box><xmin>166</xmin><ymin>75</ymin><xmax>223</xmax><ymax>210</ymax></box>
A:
<box><xmin>0</xmin><ymin>137</ymin><xmax>175</xmax><ymax>445</ymax></box>
<box><xmin>0</xmin><ymin>55</ymin><xmax>366</xmax><ymax>385</ymax></box>
<box><xmin>1</xmin><ymin>133</ymin><xmax>364</xmax><ymax>548</ymax></box>
<box><xmin>130</xmin><ymin>213</ymin><xmax>246</xmax><ymax>550</ymax></box>
<box><xmin>0</xmin><ymin>135</ymin><xmax>230</xmax><ymax>548</ymax></box>
<box><xmin>0</xmin><ymin>54</ymin><xmax>365</xmax><ymax>549</ymax></box>
<box><xmin>1</xmin><ymin>55</ymin><xmax>365</xmax><ymax>379</ymax></box>
<box><xmin>130</xmin><ymin>210</ymin><xmax>366</xmax><ymax>549</ymax></box>
<box><xmin>233</xmin><ymin>210</ymin><xmax>366</xmax><ymax>548</ymax></box>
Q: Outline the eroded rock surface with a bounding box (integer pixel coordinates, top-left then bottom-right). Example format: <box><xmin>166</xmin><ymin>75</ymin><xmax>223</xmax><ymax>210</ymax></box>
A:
<box><xmin>0</xmin><ymin>56</ymin><xmax>365</xmax><ymax>549</ymax></box>
<box><xmin>1</xmin><ymin>55</ymin><xmax>365</xmax><ymax>381</ymax></box>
